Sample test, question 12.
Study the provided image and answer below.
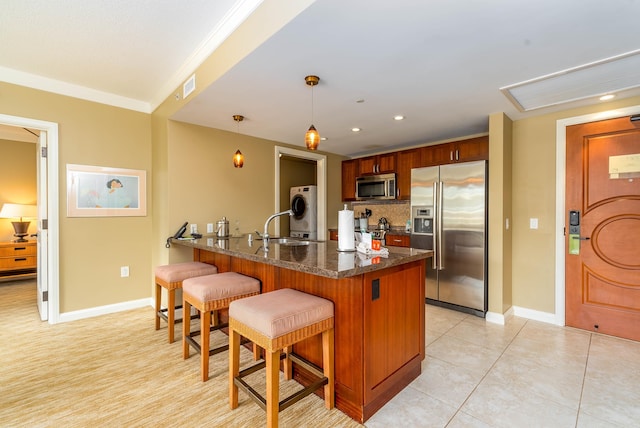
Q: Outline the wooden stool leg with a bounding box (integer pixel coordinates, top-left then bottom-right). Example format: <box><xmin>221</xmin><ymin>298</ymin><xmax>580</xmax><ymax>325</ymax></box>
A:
<box><xmin>283</xmin><ymin>346</ymin><xmax>293</xmax><ymax>380</ymax></box>
<box><xmin>201</xmin><ymin>309</ymin><xmax>211</xmax><ymax>382</ymax></box>
<box><xmin>182</xmin><ymin>298</ymin><xmax>191</xmax><ymax>359</ymax></box>
<box><xmin>323</xmin><ymin>327</ymin><xmax>335</xmax><ymax>409</ymax></box>
<box><xmin>266</xmin><ymin>349</ymin><xmax>280</xmax><ymax>428</ymax></box>
<box><xmin>253</xmin><ymin>343</ymin><xmax>260</xmax><ymax>361</ymax></box>
<box><xmin>167</xmin><ymin>288</ymin><xmax>176</xmax><ymax>343</ymax></box>
<box><xmin>229</xmin><ymin>329</ymin><xmax>240</xmax><ymax>410</ymax></box>
<box><xmin>154</xmin><ymin>282</ymin><xmax>161</xmax><ymax>330</ymax></box>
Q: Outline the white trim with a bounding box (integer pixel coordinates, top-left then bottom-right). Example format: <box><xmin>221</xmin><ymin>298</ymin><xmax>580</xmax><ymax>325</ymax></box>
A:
<box><xmin>555</xmin><ymin>104</ymin><xmax>640</xmax><ymax>328</ymax></box>
<box><xmin>274</xmin><ymin>146</ymin><xmax>327</xmax><ymax>241</ymax></box>
<box><xmin>0</xmin><ymin>66</ymin><xmax>150</xmax><ymax>113</ymax></box>
<box><xmin>0</xmin><ymin>114</ymin><xmax>60</xmax><ymax>324</ymax></box>
<box><xmin>486</xmin><ymin>306</ymin><xmax>514</xmax><ymax>325</ymax></box>
<box><xmin>59</xmin><ymin>298</ymin><xmax>151</xmax><ymax>323</ymax></box>
<box><xmin>513</xmin><ymin>305</ymin><xmax>560</xmax><ymax>326</ymax></box>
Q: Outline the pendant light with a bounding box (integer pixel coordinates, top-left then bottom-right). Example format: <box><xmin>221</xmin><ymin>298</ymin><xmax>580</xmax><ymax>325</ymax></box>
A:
<box><xmin>304</xmin><ymin>75</ymin><xmax>320</xmax><ymax>150</ymax></box>
<box><xmin>232</xmin><ymin>115</ymin><xmax>244</xmax><ymax>168</ymax></box>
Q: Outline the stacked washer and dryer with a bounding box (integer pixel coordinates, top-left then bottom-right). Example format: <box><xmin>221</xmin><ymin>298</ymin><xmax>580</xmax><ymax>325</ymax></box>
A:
<box><xmin>289</xmin><ymin>185</ymin><xmax>317</xmax><ymax>240</ymax></box>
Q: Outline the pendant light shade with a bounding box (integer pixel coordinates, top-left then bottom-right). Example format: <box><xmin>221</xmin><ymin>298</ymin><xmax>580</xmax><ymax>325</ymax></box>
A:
<box><xmin>305</xmin><ymin>125</ymin><xmax>320</xmax><ymax>150</ymax></box>
<box><xmin>232</xmin><ymin>115</ymin><xmax>245</xmax><ymax>168</ymax></box>
<box><xmin>233</xmin><ymin>149</ymin><xmax>244</xmax><ymax>168</ymax></box>
<box><xmin>304</xmin><ymin>75</ymin><xmax>320</xmax><ymax>150</ymax></box>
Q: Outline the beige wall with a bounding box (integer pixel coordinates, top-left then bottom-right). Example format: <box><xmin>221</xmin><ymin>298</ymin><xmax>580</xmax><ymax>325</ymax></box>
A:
<box><xmin>0</xmin><ymin>139</ymin><xmax>37</xmax><ymax>242</ymax></box>
<box><xmin>0</xmin><ymin>82</ymin><xmax>152</xmax><ymax>313</ymax></box>
<box><xmin>510</xmin><ymin>95</ymin><xmax>640</xmax><ymax>315</ymax></box>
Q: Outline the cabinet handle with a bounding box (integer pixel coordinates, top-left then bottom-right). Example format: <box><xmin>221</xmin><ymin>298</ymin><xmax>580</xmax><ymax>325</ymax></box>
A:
<box><xmin>450</xmin><ymin>151</ymin><xmax>454</xmax><ymax>161</ymax></box>
<box><xmin>455</xmin><ymin>149</ymin><xmax>459</xmax><ymax>161</ymax></box>
<box><xmin>15</xmin><ymin>258</ymin><xmax>27</xmax><ymax>262</ymax></box>
<box><xmin>15</xmin><ymin>247</ymin><xmax>27</xmax><ymax>251</ymax></box>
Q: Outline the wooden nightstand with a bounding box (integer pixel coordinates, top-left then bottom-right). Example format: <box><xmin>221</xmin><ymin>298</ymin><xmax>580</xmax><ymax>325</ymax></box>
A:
<box><xmin>0</xmin><ymin>241</ymin><xmax>37</xmax><ymax>280</ymax></box>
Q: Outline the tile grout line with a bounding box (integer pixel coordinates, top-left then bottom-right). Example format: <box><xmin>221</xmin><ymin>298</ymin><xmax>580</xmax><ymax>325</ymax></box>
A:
<box><xmin>443</xmin><ymin>318</ymin><xmax>530</xmax><ymax>428</ymax></box>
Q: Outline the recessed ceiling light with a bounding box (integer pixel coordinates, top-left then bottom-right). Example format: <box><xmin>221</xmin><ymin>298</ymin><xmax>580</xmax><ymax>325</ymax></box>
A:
<box><xmin>393</xmin><ymin>115</ymin><xmax>404</xmax><ymax>121</ymax></box>
<box><xmin>599</xmin><ymin>94</ymin><xmax>615</xmax><ymax>101</ymax></box>
<box><xmin>351</xmin><ymin>127</ymin><xmax>361</xmax><ymax>132</ymax></box>
<box><xmin>320</xmin><ymin>137</ymin><xmax>327</xmax><ymax>141</ymax></box>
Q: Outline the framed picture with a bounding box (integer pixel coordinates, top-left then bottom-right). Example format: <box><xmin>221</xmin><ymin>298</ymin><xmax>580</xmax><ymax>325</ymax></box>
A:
<box><xmin>66</xmin><ymin>164</ymin><xmax>147</xmax><ymax>217</ymax></box>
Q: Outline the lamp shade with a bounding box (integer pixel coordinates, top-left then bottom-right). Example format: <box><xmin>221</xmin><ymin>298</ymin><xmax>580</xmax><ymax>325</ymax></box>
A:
<box><xmin>0</xmin><ymin>203</ymin><xmax>37</xmax><ymax>220</ymax></box>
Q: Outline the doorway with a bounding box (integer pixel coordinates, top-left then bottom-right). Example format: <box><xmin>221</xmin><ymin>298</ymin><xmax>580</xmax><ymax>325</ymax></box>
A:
<box><xmin>555</xmin><ymin>105</ymin><xmax>640</xmax><ymax>334</ymax></box>
<box><xmin>274</xmin><ymin>146</ymin><xmax>327</xmax><ymax>241</ymax></box>
<box><xmin>0</xmin><ymin>114</ymin><xmax>59</xmax><ymax>323</ymax></box>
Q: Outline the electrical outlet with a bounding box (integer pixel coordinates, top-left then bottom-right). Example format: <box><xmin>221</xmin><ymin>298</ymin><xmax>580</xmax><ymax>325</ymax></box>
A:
<box><xmin>207</xmin><ymin>223</ymin><xmax>214</xmax><ymax>234</ymax></box>
<box><xmin>120</xmin><ymin>266</ymin><xmax>129</xmax><ymax>277</ymax></box>
<box><xmin>190</xmin><ymin>223</ymin><xmax>198</xmax><ymax>234</ymax></box>
<box><xmin>530</xmin><ymin>218</ymin><xmax>538</xmax><ymax>229</ymax></box>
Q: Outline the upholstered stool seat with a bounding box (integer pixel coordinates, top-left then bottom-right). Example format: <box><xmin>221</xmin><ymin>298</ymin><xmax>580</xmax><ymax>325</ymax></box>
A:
<box><xmin>155</xmin><ymin>261</ymin><xmax>218</xmax><ymax>343</ymax></box>
<box><xmin>229</xmin><ymin>288</ymin><xmax>335</xmax><ymax>428</ymax></box>
<box><xmin>183</xmin><ymin>272</ymin><xmax>261</xmax><ymax>381</ymax></box>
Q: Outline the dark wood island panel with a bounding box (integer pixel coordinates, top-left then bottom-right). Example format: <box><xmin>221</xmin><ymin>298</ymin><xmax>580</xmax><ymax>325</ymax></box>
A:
<box><xmin>190</xmin><ymin>244</ymin><xmax>426</xmax><ymax>423</ymax></box>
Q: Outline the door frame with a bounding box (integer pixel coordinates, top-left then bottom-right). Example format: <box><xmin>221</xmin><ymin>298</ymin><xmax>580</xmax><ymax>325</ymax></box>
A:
<box><xmin>0</xmin><ymin>113</ymin><xmax>60</xmax><ymax>324</ymax></box>
<box><xmin>555</xmin><ymin>104</ymin><xmax>640</xmax><ymax>326</ymax></box>
<box><xmin>274</xmin><ymin>146</ymin><xmax>327</xmax><ymax>241</ymax></box>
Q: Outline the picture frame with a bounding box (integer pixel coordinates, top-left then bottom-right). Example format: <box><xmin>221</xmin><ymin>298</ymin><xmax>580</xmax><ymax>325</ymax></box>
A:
<box><xmin>66</xmin><ymin>164</ymin><xmax>147</xmax><ymax>217</ymax></box>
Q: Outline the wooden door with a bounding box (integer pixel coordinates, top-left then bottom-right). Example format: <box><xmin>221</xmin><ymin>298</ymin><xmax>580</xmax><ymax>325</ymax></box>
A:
<box><xmin>396</xmin><ymin>149</ymin><xmax>419</xmax><ymax>200</ymax></box>
<box><xmin>566</xmin><ymin>116</ymin><xmax>640</xmax><ymax>341</ymax></box>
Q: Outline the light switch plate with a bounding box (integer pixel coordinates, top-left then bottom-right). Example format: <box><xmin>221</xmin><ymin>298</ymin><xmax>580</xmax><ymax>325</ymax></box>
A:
<box><xmin>530</xmin><ymin>218</ymin><xmax>538</xmax><ymax>229</ymax></box>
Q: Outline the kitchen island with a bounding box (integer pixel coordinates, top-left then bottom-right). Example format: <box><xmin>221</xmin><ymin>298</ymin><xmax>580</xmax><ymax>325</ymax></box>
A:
<box><xmin>172</xmin><ymin>236</ymin><xmax>432</xmax><ymax>423</ymax></box>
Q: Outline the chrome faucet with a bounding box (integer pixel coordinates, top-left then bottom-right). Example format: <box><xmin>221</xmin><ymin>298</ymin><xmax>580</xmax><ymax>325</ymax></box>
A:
<box><xmin>263</xmin><ymin>209</ymin><xmax>293</xmax><ymax>248</ymax></box>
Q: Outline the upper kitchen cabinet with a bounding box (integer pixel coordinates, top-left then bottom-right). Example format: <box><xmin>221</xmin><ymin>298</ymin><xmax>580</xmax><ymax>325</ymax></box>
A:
<box><xmin>419</xmin><ymin>136</ymin><xmax>488</xmax><ymax>167</ymax></box>
<box><xmin>342</xmin><ymin>159</ymin><xmax>358</xmax><ymax>201</ymax></box>
<box><xmin>358</xmin><ymin>153</ymin><xmax>396</xmax><ymax>175</ymax></box>
<box><xmin>396</xmin><ymin>148</ymin><xmax>420</xmax><ymax>200</ymax></box>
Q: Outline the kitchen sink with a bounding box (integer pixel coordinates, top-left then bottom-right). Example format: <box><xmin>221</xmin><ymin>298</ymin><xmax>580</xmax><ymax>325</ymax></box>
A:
<box><xmin>267</xmin><ymin>237</ymin><xmax>311</xmax><ymax>246</ymax></box>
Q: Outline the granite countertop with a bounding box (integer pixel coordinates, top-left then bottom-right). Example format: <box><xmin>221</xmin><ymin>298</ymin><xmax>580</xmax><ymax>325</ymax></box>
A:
<box><xmin>171</xmin><ymin>235</ymin><xmax>432</xmax><ymax>279</ymax></box>
<box><xmin>328</xmin><ymin>227</ymin><xmax>411</xmax><ymax>236</ymax></box>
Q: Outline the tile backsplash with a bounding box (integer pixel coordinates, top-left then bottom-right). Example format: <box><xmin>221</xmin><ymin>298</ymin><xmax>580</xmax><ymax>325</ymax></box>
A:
<box><xmin>350</xmin><ymin>200</ymin><xmax>410</xmax><ymax>230</ymax></box>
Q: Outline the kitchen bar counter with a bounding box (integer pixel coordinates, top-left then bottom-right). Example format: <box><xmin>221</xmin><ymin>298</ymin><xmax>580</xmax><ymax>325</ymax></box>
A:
<box><xmin>171</xmin><ymin>236</ymin><xmax>432</xmax><ymax>423</ymax></box>
<box><xmin>172</xmin><ymin>235</ymin><xmax>428</xmax><ymax>278</ymax></box>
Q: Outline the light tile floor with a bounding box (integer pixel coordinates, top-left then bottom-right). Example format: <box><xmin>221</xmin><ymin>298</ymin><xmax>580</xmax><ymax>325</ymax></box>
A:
<box><xmin>365</xmin><ymin>304</ymin><xmax>640</xmax><ymax>428</ymax></box>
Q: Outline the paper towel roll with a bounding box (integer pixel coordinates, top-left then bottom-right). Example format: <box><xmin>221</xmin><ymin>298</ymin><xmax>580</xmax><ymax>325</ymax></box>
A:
<box><xmin>338</xmin><ymin>206</ymin><xmax>355</xmax><ymax>251</ymax></box>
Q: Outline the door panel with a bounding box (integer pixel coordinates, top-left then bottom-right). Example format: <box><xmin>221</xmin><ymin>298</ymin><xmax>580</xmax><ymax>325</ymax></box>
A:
<box><xmin>566</xmin><ymin>116</ymin><xmax>640</xmax><ymax>341</ymax></box>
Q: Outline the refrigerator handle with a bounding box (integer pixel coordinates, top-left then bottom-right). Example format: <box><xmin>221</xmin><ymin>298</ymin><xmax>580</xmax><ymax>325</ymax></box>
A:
<box><xmin>432</xmin><ymin>182</ymin><xmax>438</xmax><ymax>270</ymax></box>
<box><xmin>438</xmin><ymin>181</ymin><xmax>444</xmax><ymax>270</ymax></box>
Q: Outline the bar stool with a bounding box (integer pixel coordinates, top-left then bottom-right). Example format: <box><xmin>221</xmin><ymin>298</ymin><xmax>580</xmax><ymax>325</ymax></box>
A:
<box><xmin>154</xmin><ymin>261</ymin><xmax>218</xmax><ymax>343</ymax></box>
<box><xmin>229</xmin><ymin>288</ymin><xmax>335</xmax><ymax>428</ymax></box>
<box><xmin>182</xmin><ymin>272</ymin><xmax>261</xmax><ymax>381</ymax></box>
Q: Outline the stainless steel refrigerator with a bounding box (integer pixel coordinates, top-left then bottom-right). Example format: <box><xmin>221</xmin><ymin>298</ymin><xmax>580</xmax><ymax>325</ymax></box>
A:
<box><xmin>410</xmin><ymin>161</ymin><xmax>487</xmax><ymax>316</ymax></box>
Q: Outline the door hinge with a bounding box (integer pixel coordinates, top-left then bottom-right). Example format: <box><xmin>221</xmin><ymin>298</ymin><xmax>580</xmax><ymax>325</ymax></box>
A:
<box><xmin>43</xmin><ymin>291</ymin><xmax>48</xmax><ymax>302</ymax></box>
<box><xmin>42</xmin><ymin>219</ymin><xmax>48</xmax><ymax>230</ymax></box>
<box><xmin>41</xmin><ymin>146</ymin><xmax>48</xmax><ymax>158</ymax></box>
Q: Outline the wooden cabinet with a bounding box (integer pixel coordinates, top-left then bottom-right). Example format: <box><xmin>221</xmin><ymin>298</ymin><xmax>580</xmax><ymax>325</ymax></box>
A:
<box><xmin>395</xmin><ymin>148</ymin><xmax>420</xmax><ymax>200</ymax></box>
<box><xmin>419</xmin><ymin>136</ymin><xmax>488</xmax><ymax>167</ymax></box>
<box><xmin>341</xmin><ymin>159</ymin><xmax>358</xmax><ymax>201</ymax></box>
<box><xmin>358</xmin><ymin>153</ymin><xmax>396</xmax><ymax>175</ymax></box>
<box><xmin>329</xmin><ymin>229</ymin><xmax>339</xmax><ymax>241</ymax></box>
<box><xmin>0</xmin><ymin>241</ymin><xmax>37</xmax><ymax>279</ymax></box>
<box><xmin>385</xmin><ymin>234</ymin><xmax>410</xmax><ymax>247</ymax></box>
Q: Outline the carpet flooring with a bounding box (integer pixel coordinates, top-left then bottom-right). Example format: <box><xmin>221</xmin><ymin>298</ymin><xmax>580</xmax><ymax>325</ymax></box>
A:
<box><xmin>0</xmin><ymin>280</ymin><xmax>360</xmax><ymax>427</ymax></box>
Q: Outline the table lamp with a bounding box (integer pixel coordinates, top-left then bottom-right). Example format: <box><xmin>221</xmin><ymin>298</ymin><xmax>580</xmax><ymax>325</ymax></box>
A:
<box><xmin>0</xmin><ymin>203</ymin><xmax>38</xmax><ymax>242</ymax></box>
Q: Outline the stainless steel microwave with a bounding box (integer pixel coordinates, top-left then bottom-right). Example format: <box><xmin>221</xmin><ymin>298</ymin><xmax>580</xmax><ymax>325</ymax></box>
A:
<box><xmin>356</xmin><ymin>173</ymin><xmax>396</xmax><ymax>200</ymax></box>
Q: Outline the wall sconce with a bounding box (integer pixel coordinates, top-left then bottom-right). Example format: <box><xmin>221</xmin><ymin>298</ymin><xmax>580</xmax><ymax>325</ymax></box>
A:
<box><xmin>232</xmin><ymin>114</ymin><xmax>245</xmax><ymax>168</ymax></box>
<box><xmin>304</xmin><ymin>75</ymin><xmax>320</xmax><ymax>150</ymax></box>
<box><xmin>0</xmin><ymin>203</ymin><xmax>37</xmax><ymax>242</ymax></box>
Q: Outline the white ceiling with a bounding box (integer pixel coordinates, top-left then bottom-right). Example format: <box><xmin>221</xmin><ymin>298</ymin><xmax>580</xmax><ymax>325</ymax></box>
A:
<box><xmin>2</xmin><ymin>0</ymin><xmax>640</xmax><ymax>156</ymax></box>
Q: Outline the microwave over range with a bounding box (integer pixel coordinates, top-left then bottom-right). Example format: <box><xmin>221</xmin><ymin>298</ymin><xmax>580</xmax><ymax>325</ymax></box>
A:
<box><xmin>356</xmin><ymin>173</ymin><xmax>396</xmax><ymax>200</ymax></box>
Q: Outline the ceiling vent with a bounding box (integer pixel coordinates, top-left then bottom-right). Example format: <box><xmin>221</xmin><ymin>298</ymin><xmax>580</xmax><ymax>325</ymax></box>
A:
<box><xmin>501</xmin><ymin>49</ymin><xmax>640</xmax><ymax>112</ymax></box>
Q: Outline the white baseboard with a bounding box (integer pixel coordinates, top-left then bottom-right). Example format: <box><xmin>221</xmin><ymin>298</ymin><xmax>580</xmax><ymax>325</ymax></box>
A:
<box><xmin>486</xmin><ymin>306</ymin><xmax>514</xmax><ymax>325</ymax></box>
<box><xmin>58</xmin><ymin>298</ymin><xmax>153</xmax><ymax>323</ymax></box>
<box><xmin>486</xmin><ymin>305</ymin><xmax>563</xmax><ymax>327</ymax></box>
<box><xmin>513</xmin><ymin>305</ymin><xmax>563</xmax><ymax>326</ymax></box>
